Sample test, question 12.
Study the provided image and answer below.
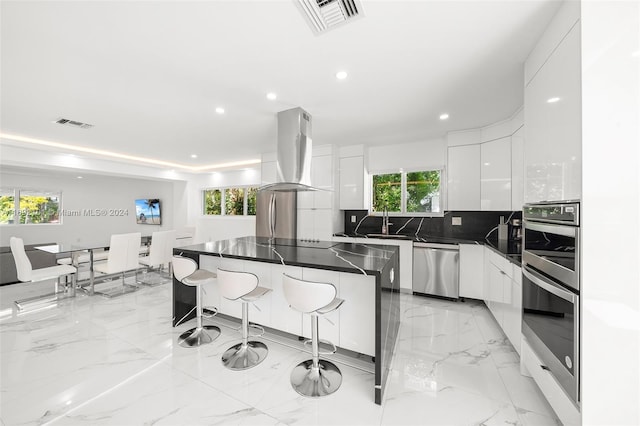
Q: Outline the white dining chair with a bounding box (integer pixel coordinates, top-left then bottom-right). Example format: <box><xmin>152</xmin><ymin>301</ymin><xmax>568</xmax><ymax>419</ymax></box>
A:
<box><xmin>93</xmin><ymin>232</ymin><xmax>141</xmax><ymax>297</ymax></box>
<box><xmin>10</xmin><ymin>237</ymin><xmax>77</xmax><ymax>310</ymax></box>
<box><xmin>138</xmin><ymin>230</ymin><xmax>176</xmax><ymax>285</ymax></box>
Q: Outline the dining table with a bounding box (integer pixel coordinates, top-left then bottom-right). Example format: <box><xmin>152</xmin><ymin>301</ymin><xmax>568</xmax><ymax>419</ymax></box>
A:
<box><xmin>34</xmin><ymin>241</ymin><xmax>111</xmax><ymax>295</ymax></box>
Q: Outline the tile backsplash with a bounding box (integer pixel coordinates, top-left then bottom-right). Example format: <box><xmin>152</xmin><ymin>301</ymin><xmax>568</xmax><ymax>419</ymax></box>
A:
<box><xmin>342</xmin><ymin>210</ymin><xmax>522</xmax><ymax>241</ymax></box>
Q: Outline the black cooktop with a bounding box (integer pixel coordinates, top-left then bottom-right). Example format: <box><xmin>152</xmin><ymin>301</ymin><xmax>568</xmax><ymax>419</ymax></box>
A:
<box><xmin>254</xmin><ymin>237</ymin><xmax>338</xmax><ymax>249</ymax></box>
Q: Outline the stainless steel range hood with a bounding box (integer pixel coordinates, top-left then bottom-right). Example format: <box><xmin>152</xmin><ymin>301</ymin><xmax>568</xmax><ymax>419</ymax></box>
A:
<box><xmin>259</xmin><ymin>107</ymin><xmax>318</xmax><ymax>192</ymax></box>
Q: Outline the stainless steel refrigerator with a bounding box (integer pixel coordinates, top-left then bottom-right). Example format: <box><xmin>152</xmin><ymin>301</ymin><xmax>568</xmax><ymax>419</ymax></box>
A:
<box><xmin>255</xmin><ymin>190</ymin><xmax>297</xmax><ymax>239</ymax></box>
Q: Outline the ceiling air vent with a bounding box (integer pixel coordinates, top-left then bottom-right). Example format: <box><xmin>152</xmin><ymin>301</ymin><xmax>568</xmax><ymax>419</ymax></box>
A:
<box><xmin>54</xmin><ymin>118</ymin><xmax>94</xmax><ymax>129</ymax></box>
<box><xmin>296</xmin><ymin>0</ymin><xmax>363</xmax><ymax>35</ymax></box>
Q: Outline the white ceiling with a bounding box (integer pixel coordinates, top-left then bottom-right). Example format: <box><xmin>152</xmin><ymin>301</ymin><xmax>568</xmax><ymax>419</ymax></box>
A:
<box><xmin>0</xmin><ymin>0</ymin><xmax>562</xmax><ymax>172</ymax></box>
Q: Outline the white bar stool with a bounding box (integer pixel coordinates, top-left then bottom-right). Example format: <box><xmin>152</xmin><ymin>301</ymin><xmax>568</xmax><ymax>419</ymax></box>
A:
<box><xmin>282</xmin><ymin>273</ymin><xmax>345</xmax><ymax>397</ymax></box>
<box><xmin>173</xmin><ymin>255</ymin><xmax>221</xmax><ymax>347</ymax></box>
<box><xmin>216</xmin><ymin>268</ymin><xmax>272</xmax><ymax>370</ymax></box>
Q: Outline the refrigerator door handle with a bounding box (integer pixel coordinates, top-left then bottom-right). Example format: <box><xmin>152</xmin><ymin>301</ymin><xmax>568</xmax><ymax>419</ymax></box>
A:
<box><xmin>269</xmin><ymin>193</ymin><xmax>276</xmax><ymax>238</ymax></box>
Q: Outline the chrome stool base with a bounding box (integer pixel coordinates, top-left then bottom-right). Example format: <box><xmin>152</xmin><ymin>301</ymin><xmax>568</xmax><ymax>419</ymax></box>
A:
<box><xmin>291</xmin><ymin>359</ymin><xmax>342</xmax><ymax>397</ymax></box>
<box><xmin>178</xmin><ymin>325</ymin><xmax>221</xmax><ymax>348</ymax></box>
<box><xmin>222</xmin><ymin>341</ymin><xmax>268</xmax><ymax>370</ymax></box>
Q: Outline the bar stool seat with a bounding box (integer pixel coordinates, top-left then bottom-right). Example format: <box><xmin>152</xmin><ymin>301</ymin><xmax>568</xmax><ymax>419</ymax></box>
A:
<box><xmin>282</xmin><ymin>273</ymin><xmax>345</xmax><ymax>397</ymax></box>
<box><xmin>217</xmin><ymin>268</ymin><xmax>272</xmax><ymax>370</ymax></box>
<box><xmin>173</xmin><ymin>256</ymin><xmax>221</xmax><ymax>347</ymax></box>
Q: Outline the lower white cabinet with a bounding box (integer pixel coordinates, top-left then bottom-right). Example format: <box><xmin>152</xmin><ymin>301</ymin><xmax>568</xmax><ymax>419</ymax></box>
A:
<box><xmin>198</xmin><ymin>255</ymin><xmax>375</xmax><ymax>356</ymax></box>
<box><xmin>502</xmin><ymin>266</ymin><xmax>522</xmax><ymax>354</ymax></box>
<box><xmin>483</xmin><ymin>247</ymin><xmax>522</xmax><ymax>354</ymax></box>
<box><xmin>459</xmin><ymin>244</ymin><xmax>484</xmax><ymax>299</ymax></box>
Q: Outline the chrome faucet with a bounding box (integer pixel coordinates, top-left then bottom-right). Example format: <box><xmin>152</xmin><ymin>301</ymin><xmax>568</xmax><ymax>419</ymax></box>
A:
<box><xmin>382</xmin><ymin>205</ymin><xmax>392</xmax><ymax>235</ymax></box>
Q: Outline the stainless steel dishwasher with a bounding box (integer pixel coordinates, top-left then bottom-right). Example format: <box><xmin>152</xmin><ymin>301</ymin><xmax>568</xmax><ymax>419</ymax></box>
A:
<box><xmin>412</xmin><ymin>242</ymin><xmax>460</xmax><ymax>299</ymax></box>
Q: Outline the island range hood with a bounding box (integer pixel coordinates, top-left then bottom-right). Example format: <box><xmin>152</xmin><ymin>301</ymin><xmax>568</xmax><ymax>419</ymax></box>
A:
<box><xmin>259</xmin><ymin>107</ymin><xmax>318</xmax><ymax>192</ymax></box>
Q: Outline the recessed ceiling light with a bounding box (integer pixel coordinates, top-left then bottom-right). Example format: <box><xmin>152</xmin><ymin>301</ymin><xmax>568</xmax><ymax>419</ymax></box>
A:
<box><xmin>266</xmin><ymin>92</ymin><xmax>277</xmax><ymax>100</ymax></box>
<box><xmin>439</xmin><ymin>113</ymin><xmax>449</xmax><ymax>120</ymax></box>
<box><xmin>215</xmin><ymin>107</ymin><xmax>225</xmax><ymax>114</ymax></box>
<box><xmin>336</xmin><ymin>71</ymin><xmax>348</xmax><ymax>80</ymax></box>
<box><xmin>76</xmin><ymin>176</ymin><xmax>83</xmax><ymax>179</ymax></box>
<box><xmin>191</xmin><ymin>154</ymin><xmax>198</xmax><ymax>159</ymax></box>
<box><xmin>547</xmin><ymin>97</ymin><xmax>560</xmax><ymax>103</ymax></box>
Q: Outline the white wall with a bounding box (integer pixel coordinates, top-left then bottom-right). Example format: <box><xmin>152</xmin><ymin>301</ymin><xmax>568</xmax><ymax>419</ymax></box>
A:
<box><xmin>0</xmin><ymin>169</ymin><xmax>177</xmax><ymax>246</ymax></box>
<box><xmin>581</xmin><ymin>1</ymin><xmax>639</xmax><ymax>424</ymax></box>
<box><xmin>188</xmin><ymin>167</ymin><xmax>261</xmax><ymax>243</ymax></box>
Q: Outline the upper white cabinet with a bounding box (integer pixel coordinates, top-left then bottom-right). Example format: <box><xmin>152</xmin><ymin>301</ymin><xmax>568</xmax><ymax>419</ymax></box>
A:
<box><xmin>447</xmin><ymin>144</ymin><xmax>481</xmax><ymax>210</ymax></box>
<box><xmin>524</xmin><ymin>22</ymin><xmax>582</xmax><ymax>203</ymax></box>
<box><xmin>481</xmin><ymin>137</ymin><xmax>512</xmax><ymax>210</ymax></box>
<box><xmin>339</xmin><ymin>156</ymin><xmax>366</xmax><ymax>210</ymax></box>
<box><xmin>299</xmin><ymin>154</ymin><xmax>334</xmax><ymax>209</ymax></box>
<box><xmin>511</xmin><ymin>127</ymin><xmax>524</xmax><ymax>210</ymax></box>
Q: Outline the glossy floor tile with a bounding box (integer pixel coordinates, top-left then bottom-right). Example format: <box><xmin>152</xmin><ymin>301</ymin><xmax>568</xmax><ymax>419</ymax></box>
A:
<box><xmin>0</xmin><ymin>276</ymin><xmax>560</xmax><ymax>425</ymax></box>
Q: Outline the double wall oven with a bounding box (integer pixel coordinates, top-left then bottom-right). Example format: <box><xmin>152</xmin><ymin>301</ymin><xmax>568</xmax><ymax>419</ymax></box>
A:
<box><xmin>522</xmin><ymin>201</ymin><xmax>580</xmax><ymax>406</ymax></box>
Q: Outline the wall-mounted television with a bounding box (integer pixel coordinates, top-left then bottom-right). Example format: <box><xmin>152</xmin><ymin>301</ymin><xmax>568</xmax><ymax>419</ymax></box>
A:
<box><xmin>135</xmin><ymin>198</ymin><xmax>161</xmax><ymax>225</ymax></box>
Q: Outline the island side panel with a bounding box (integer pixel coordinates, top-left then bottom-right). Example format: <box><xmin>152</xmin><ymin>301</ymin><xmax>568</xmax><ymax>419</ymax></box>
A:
<box><xmin>172</xmin><ymin>248</ymin><xmax>197</xmax><ymax>327</ymax></box>
<box><xmin>376</xmin><ymin>250</ymin><xmax>401</xmax><ymax>405</ymax></box>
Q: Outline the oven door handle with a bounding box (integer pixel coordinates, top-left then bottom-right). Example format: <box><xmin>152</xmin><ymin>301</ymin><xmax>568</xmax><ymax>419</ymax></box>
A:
<box><xmin>523</xmin><ymin>268</ymin><xmax>576</xmax><ymax>303</ymax></box>
<box><xmin>524</xmin><ymin>221</ymin><xmax>576</xmax><ymax>238</ymax></box>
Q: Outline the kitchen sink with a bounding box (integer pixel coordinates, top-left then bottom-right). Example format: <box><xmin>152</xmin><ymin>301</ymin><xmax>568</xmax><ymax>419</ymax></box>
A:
<box><xmin>366</xmin><ymin>234</ymin><xmax>411</xmax><ymax>239</ymax></box>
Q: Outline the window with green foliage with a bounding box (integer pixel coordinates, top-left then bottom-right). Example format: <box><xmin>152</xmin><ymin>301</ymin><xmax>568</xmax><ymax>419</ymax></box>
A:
<box><xmin>247</xmin><ymin>187</ymin><xmax>257</xmax><ymax>215</ymax></box>
<box><xmin>203</xmin><ymin>186</ymin><xmax>257</xmax><ymax>216</ymax></box>
<box><xmin>0</xmin><ymin>188</ymin><xmax>61</xmax><ymax>225</ymax></box>
<box><xmin>225</xmin><ymin>188</ymin><xmax>245</xmax><ymax>215</ymax></box>
<box><xmin>406</xmin><ymin>170</ymin><xmax>441</xmax><ymax>213</ymax></box>
<box><xmin>371</xmin><ymin>169</ymin><xmax>442</xmax><ymax>214</ymax></box>
<box><xmin>204</xmin><ymin>189</ymin><xmax>222</xmax><ymax>215</ymax></box>
<box><xmin>372</xmin><ymin>173</ymin><xmax>402</xmax><ymax>213</ymax></box>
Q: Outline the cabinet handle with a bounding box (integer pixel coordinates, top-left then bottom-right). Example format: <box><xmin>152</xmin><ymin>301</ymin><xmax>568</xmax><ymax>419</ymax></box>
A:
<box><xmin>540</xmin><ymin>365</ymin><xmax>551</xmax><ymax>371</ymax></box>
<box><xmin>499</xmin><ymin>270</ymin><xmax>506</xmax><ymax>275</ymax></box>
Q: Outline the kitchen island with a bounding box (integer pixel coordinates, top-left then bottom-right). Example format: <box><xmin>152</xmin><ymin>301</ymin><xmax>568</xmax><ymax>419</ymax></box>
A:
<box><xmin>172</xmin><ymin>236</ymin><xmax>400</xmax><ymax>405</ymax></box>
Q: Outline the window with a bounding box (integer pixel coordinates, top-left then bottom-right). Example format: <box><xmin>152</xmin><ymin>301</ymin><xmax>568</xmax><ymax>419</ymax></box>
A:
<box><xmin>0</xmin><ymin>188</ymin><xmax>62</xmax><ymax>225</ymax></box>
<box><xmin>371</xmin><ymin>169</ymin><xmax>442</xmax><ymax>214</ymax></box>
<box><xmin>204</xmin><ymin>189</ymin><xmax>222</xmax><ymax>215</ymax></box>
<box><xmin>203</xmin><ymin>186</ymin><xmax>257</xmax><ymax>216</ymax></box>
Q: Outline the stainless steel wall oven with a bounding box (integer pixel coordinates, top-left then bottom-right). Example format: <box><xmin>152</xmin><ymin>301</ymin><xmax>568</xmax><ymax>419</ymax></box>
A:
<box><xmin>522</xmin><ymin>201</ymin><xmax>580</xmax><ymax>406</ymax></box>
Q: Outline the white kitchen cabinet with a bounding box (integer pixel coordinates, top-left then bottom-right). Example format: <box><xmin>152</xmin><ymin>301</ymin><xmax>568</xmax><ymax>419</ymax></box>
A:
<box><xmin>511</xmin><ymin>127</ymin><xmax>524</xmax><ymax>211</ymax></box>
<box><xmin>298</xmin><ymin>154</ymin><xmax>334</xmax><ymax>209</ymax></box>
<box><xmin>524</xmin><ymin>22</ymin><xmax>582</xmax><ymax>203</ymax></box>
<box><xmin>298</xmin><ymin>209</ymin><xmax>334</xmax><ymax>241</ymax></box>
<box><xmin>483</xmin><ymin>247</ymin><xmax>521</xmax><ymax>353</ymax></box>
<box><xmin>502</xmin><ymin>264</ymin><xmax>522</xmax><ymax>354</ymax></box>
<box><xmin>339</xmin><ymin>156</ymin><xmax>366</xmax><ymax>210</ymax></box>
<box><xmin>459</xmin><ymin>244</ymin><xmax>484</xmax><ymax>299</ymax></box>
<box><xmin>339</xmin><ymin>272</ymin><xmax>376</xmax><ymax>356</ymax></box>
<box><xmin>447</xmin><ymin>144</ymin><xmax>481</xmax><ymax>210</ymax></box>
<box><xmin>481</xmin><ymin>137</ymin><xmax>512</xmax><ymax>210</ymax></box>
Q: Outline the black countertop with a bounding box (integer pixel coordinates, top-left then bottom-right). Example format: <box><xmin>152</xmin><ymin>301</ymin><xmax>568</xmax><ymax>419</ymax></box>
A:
<box><xmin>176</xmin><ymin>236</ymin><xmax>399</xmax><ymax>276</ymax></box>
<box><xmin>333</xmin><ymin>232</ymin><xmax>522</xmax><ymax>267</ymax></box>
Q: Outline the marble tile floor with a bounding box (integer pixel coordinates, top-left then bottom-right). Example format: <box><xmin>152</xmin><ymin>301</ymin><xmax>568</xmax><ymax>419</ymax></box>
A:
<box><xmin>0</xmin><ymin>275</ymin><xmax>561</xmax><ymax>425</ymax></box>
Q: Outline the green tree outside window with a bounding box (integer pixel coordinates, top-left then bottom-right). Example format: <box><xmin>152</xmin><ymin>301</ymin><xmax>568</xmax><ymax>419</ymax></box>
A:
<box><xmin>225</xmin><ymin>188</ymin><xmax>245</xmax><ymax>215</ymax></box>
<box><xmin>406</xmin><ymin>171</ymin><xmax>441</xmax><ymax>213</ymax></box>
<box><xmin>204</xmin><ymin>189</ymin><xmax>222</xmax><ymax>215</ymax></box>
<box><xmin>372</xmin><ymin>173</ymin><xmax>402</xmax><ymax>212</ymax></box>
<box><xmin>247</xmin><ymin>187</ymin><xmax>257</xmax><ymax>215</ymax></box>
